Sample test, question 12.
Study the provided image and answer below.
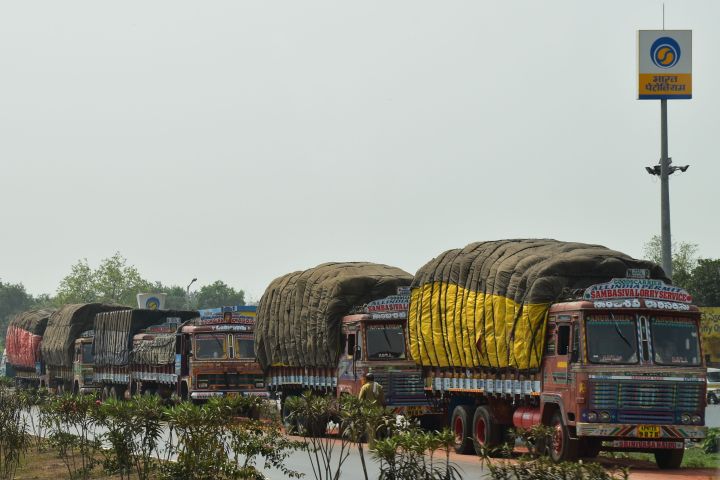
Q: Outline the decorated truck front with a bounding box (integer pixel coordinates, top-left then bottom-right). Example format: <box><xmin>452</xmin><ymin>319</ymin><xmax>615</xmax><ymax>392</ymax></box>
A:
<box><xmin>182</xmin><ymin>306</ymin><xmax>266</xmax><ymax>401</ymax></box>
<box><xmin>568</xmin><ymin>278</ymin><xmax>706</xmax><ymax>468</ymax></box>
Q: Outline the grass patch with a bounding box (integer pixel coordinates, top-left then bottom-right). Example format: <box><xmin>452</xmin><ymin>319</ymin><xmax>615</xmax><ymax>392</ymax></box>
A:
<box><xmin>15</xmin><ymin>446</ymin><xmax>147</xmax><ymax>479</ymax></box>
<box><xmin>601</xmin><ymin>445</ymin><xmax>720</xmax><ymax>469</ymax></box>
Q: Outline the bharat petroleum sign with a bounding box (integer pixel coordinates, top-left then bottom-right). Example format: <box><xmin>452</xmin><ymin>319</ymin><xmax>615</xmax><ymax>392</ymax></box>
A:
<box><xmin>638</xmin><ymin>30</ymin><xmax>692</xmax><ymax>99</ymax></box>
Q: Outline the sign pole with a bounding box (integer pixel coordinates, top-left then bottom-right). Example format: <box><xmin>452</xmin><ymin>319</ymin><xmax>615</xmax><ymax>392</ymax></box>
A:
<box><xmin>660</xmin><ymin>98</ymin><xmax>672</xmax><ymax>278</ymax></box>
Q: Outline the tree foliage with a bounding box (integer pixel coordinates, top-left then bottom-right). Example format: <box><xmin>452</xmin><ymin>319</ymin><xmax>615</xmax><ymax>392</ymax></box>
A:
<box><xmin>195</xmin><ymin>281</ymin><xmax>245</xmax><ymax>310</ymax></box>
<box><xmin>0</xmin><ymin>281</ymin><xmax>40</xmax><ymax>349</ymax></box>
<box><xmin>55</xmin><ymin>253</ymin><xmax>154</xmax><ymax>306</ymax></box>
<box><xmin>642</xmin><ymin>235</ymin><xmax>698</xmax><ymax>289</ymax></box>
<box><xmin>643</xmin><ymin>236</ymin><xmax>720</xmax><ymax>306</ymax></box>
<box><xmin>689</xmin><ymin>259</ymin><xmax>720</xmax><ymax>307</ymax></box>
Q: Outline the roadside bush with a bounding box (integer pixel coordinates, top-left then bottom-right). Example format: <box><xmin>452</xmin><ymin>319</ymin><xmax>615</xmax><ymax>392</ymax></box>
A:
<box><xmin>702</xmin><ymin>427</ymin><xmax>720</xmax><ymax>454</ymax></box>
<box><xmin>485</xmin><ymin>456</ymin><xmax>629</xmax><ymax>480</ymax></box>
<box><xmin>0</xmin><ymin>386</ymin><xmax>30</xmax><ymax>480</ymax></box>
<box><xmin>42</xmin><ymin>393</ymin><xmax>102</xmax><ymax>480</ymax></box>
<box><xmin>96</xmin><ymin>394</ymin><xmax>167</xmax><ymax>480</ymax></box>
<box><xmin>17</xmin><ymin>387</ymin><xmax>51</xmax><ymax>452</ymax></box>
<box><xmin>159</xmin><ymin>398</ymin><xmax>233</xmax><ymax>480</ymax></box>
<box><xmin>286</xmin><ymin>391</ymin><xmax>353</xmax><ymax>480</ymax></box>
<box><xmin>226</xmin><ymin>418</ymin><xmax>303</xmax><ymax>479</ymax></box>
<box><xmin>371</xmin><ymin>426</ymin><xmax>461</xmax><ymax>480</ymax></box>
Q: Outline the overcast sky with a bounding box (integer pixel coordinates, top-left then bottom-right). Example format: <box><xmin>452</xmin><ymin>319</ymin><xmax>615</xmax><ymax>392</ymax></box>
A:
<box><xmin>1</xmin><ymin>1</ymin><xmax>718</xmax><ymax>301</ymax></box>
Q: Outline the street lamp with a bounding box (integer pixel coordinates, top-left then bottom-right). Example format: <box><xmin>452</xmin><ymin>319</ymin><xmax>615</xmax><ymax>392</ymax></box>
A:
<box><xmin>186</xmin><ymin>278</ymin><xmax>197</xmax><ymax>309</ymax></box>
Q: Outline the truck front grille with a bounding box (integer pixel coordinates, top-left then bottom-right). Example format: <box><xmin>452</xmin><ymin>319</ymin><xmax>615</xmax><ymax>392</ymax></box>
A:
<box><xmin>373</xmin><ymin>371</ymin><xmax>427</xmax><ymax>406</ymax></box>
<box><xmin>590</xmin><ymin>381</ymin><xmax>703</xmax><ymax>424</ymax></box>
<box><xmin>196</xmin><ymin>373</ymin><xmax>262</xmax><ymax>389</ymax></box>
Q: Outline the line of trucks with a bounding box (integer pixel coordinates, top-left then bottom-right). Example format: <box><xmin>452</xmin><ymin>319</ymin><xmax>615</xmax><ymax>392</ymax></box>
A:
<box><xmin>4</xmin><ymin>239</ymin><xmax>708</xmax><ymax>469</ymax></box>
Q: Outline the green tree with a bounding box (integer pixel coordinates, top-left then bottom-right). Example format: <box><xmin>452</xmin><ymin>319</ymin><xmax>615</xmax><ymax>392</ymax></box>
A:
<box><xmin>689</xmin><ymin>259</ymin><xmax>720</xmax><ymax>307</ymax></box>
<box><xmin>55</xmin><ymin>253</ymin><xmax>154</xmax><ymax>306</ymax></box>
<box><xmin>194</xmin><ymin>281</ymin><xmax>245</xmax><ymax>310</ymax></box>
<box><xmin>0</xmin><ymin>281</ymin><xmax>36</xmax><ymax>348</ymax></box>
<box><xmin>151</xmin><ymin>284</ymin><xmax>188</xmax><ymax>310</ymax></box>
<box><xmin>643</xmin><ymin>235</ymin><xmax>698</xmax><ymax>289</ymax></box>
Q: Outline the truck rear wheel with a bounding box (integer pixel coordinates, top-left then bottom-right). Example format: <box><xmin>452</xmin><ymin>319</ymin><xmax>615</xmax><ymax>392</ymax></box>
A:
<box><xmin>451</xmin><ymin>405</ymin><xmax>474</xmax><ymax>454</ymax></box>
<box><xmin>472</xmin><ymin>405</ymin><xmax>501</xmax><ymax>456</ymax></box>
<box><xmin>549</xmin><ymin>411</ymin><xmax>578</xmax><ymax>462</ymax></box>
<box><xmin>654</xmin><ymin>448</ymin><xmax>684</xmax><ymax>469</ymax></box>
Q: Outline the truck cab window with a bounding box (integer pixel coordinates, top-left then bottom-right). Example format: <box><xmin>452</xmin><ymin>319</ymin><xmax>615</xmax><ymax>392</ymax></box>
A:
<box><xmin>195</xmin><ymin>334</ymin><xmax>227</xmax><ymax>359</ymax></box>
<box><xmin>557</xmin><ymin>325</ymin><xmax>570</xmax><ymax>356</ymax></box>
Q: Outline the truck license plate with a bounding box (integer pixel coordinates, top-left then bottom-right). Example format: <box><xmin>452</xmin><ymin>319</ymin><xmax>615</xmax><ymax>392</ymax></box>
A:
<box><xmin>637</xmin><ymin>425</ymin><xmax>661</xmax><ymax>438</ymax></box>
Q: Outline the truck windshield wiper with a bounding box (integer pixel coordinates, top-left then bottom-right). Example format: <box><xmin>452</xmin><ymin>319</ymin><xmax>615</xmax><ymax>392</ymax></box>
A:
<box><xmin>609</xmin><ymin>312</ymin><xmax>633</xmax><ymax>350</ymax></box>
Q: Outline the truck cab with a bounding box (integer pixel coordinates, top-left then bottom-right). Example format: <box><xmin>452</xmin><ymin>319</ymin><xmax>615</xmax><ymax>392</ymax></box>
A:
<box><xmin>336</xmin><ymin>294</ymin><xmax>429</xmax><ymax>415</ymax></box>
<box><xmin>180</xmin><ymin>306</ymin><xmax>266</xmax><ymax>401</ymax></box>
<box><xmin>72</xmin><ymin>332</ymin><xmax>98</xmax><ymax>395</ymax></box>
<box><xmin>542</xmin><ymin>278</ymin><xmax>706</xmax><ymax>468</ymax></box>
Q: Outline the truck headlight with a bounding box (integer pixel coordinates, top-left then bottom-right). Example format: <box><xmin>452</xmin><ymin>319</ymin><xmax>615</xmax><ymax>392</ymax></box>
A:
<box><xmin>599</xmin><ymin>411</ymin><xmax>611</xmax><ymax>422</ymax></box>
<box><xmin>681</xmin><ymin>413</ymin><xmax>691</xmax><ymax>424</ymax></box>
<box><xmin>587</xmin><ymin>412</ymin><xmax>598</xmax><ymax>422</ymax></box>
<box><xmin>692</xmin><ymin>414</ymin><xmax>702</xmax><ymax>424</ymax></box>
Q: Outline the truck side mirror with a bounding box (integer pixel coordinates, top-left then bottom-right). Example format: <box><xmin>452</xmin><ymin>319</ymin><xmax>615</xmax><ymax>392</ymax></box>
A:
<box><xmin>354</xmin><ymin>345</ymin><xmax>361</xmax><ymax>360</ymax></box>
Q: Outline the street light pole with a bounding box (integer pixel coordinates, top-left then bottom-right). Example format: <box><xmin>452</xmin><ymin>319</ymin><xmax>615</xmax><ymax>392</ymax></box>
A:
<box><xmin>186</xmin><ymin>278</ymin><xmax>197</xmax><ymax>310</ymax></box>
<box><xmin>660</xmin><ymin>99</ymin><xmax>672</xmax><ymax>278</ymax></box>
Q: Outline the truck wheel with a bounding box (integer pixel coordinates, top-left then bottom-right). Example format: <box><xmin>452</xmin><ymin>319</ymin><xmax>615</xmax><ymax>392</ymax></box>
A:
<box><xmin>451</xmin><ymin>405</ymin><xmax>474</xmax><ymax>454</ymax></box>
<box><xmin>549</xmin><ymin>411</ymin><xmax>578</xmax><ymax>462</ymax></box>
<box><xmin>472</xmin><ymin>405</ymin><xmax>501</xmax><ymax>456</ymax></box>
<box><xmin>654</xmin><ymin>448</ymin><xmax>684</xmax><ymax>469</ymax></box>
<box><xmin>708</xmin><ymin>393</ymin><xmax>719</xmax><ymax>405</ymax></box>
<box><xmin>101</xmin><ymin>386</ymin><xmax>110</xmax><ymax>401</ymax></box>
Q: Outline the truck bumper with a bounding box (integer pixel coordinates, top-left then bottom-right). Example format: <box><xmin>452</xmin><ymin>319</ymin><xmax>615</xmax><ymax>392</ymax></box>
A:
<box><xmin>576</xmin><ymin>422</ymin><xmax>706</xmax><ymax>439</ymax></box>
<box><xmin>190</xmin><ymin>390</ymin><xmax>270</xmax><ymax>400</ymax></box>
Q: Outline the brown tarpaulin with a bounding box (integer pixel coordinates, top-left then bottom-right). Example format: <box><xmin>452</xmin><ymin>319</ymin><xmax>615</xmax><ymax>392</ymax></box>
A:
<box><xmin>41</xmin><ymin>303</ymin><xmax>131</xmax><ymax>368</ymax></box>
<box><xmin>255</xmin><ymin>262</ymin><xmax>412</xmax><ymax>370</ymax></box>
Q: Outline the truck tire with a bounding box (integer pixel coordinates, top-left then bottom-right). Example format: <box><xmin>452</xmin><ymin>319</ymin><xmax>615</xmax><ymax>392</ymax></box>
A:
<box><xmin>654</xmin><ymin>448</ymin><xmax>684</xmax><ymax>469</ymax></box>
<box><xmin>708</xmin><ymin>392</ymin><xmax>719</xmax><ymax>405</ymax></box>
<box><xmin>472</xmin><ymin>405</ymin><xmax>502</xmax><ymax>456</ymax></box>
<box><xmin>451</xmin><ymin>405</ymin><xmax>474</xmax><ymax>454</ymax></box>
<box><xmin>549</xmin><ymin>411</ymin><xmax>578</xmax><ymax>462</ymax></box>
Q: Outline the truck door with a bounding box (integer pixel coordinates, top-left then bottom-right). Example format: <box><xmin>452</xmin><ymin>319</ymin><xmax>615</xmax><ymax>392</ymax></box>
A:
<box><xmin>543</xmin><ymin>318</ymin><xmax>576</xmax><ymax>421</ymax></box>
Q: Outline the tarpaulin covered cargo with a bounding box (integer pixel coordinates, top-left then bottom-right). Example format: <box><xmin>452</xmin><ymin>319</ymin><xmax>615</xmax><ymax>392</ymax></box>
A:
<box><xmin>41</xmin><ymin>304</ymin><xmax>131</xmax><ymax>368</ymax></box>
<box><xmin>408</xmin><ymin>239</ymin><xmax>667</xmax><ymax>372</ymax></box>
<box><xmin>255</xmin><ymin>262</ymin><xmax>413</xmax><ymax>370</ymax></box>
<box><xmin>131</xmin><ymin>335</ymin><xmax>176</xmax><ymax>366</ymax></box>
<box><xmin>94</xmin><ymin>309</ymin><xmax>197</xmax><ymax>366</ymax></box>
<box><xmin>5</xmin><ymin>309</ymin><xmax>55</xmax><ymax>370</ymax></box>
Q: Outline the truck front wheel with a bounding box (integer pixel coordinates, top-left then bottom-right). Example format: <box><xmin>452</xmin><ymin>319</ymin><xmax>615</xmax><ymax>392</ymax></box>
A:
<box><xmin>451</xmin><ymin>405</ymin><xmax>474</xmax><ymax>454</ymax></box>
<box><xmin>549</xmin><ymin>411</ymin><xmax>578</xmax><ymax>462</ymax></box>
<box><xmin>654</xmin><ymin>448</ymin><xmax>684</xmax><ymax>469</ymax></box>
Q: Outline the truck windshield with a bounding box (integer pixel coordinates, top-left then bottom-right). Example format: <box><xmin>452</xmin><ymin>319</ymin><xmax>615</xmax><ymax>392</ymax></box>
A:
<box><xmin>195</xmin><ymin>334</ymin><xmax>227</xmax><ymax>359</ymax></box>
<box><xmin>82</xmin><ymin>343</ymin><xmax>93</xmax><ymax>364</ymax></box>
<box><xmin>651</xmin><ymin>317</ymin><xmax>700</xmax><ymax>366</ymax></box>
<box><xmin>234</xmin><ymin>336</ymin><xmax>255</xmax><ymax>359</ymax></box>
<box><xmin>585</xmin><ymin>315</ymin><xmax>638</xmax><ymax>364</ymax></box>
<box><xmin>366</xmin><ymin>324</ymin><xmax>406</xmax><ymax>361</ymax></box>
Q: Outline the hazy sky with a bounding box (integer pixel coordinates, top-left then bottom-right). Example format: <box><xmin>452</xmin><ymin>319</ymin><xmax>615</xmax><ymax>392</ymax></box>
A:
<box><xmin>1</xmin><ymin>1</ymin><xmax>718</xmax><ymax>301</ymax></box>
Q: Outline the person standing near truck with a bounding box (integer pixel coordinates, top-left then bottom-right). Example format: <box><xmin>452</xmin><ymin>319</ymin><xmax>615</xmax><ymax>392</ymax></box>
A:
<box><xmin>358</xmin><ymin>372</ymin><xmax>385</xmax><ymax>406</ymax></box>
<box><xmin>358</xmin><ymin>372</ymin><xmax>385</xmax><ymax>448</ymax></box>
